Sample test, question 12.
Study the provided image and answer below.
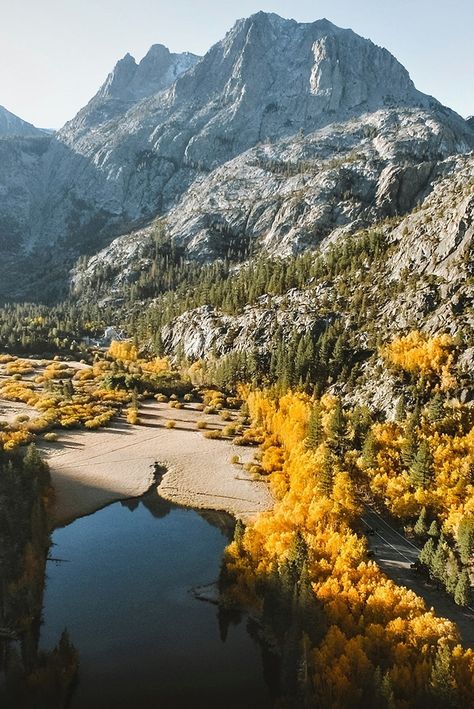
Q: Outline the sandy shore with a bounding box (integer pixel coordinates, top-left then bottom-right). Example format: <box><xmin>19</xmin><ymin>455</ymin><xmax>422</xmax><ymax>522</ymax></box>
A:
<box><xmin>40</xmin><ymin>400</ymin><xmax>273</xmax><ymax>527</ymax></box>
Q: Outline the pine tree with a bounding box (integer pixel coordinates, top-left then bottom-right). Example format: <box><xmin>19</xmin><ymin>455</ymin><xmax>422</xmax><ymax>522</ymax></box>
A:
<box><xmin>410</xmin><ymin>440</ymin><xmax>433</xmax><ymax>489</ymax></box>
<box><xmin>445</xmin><ymin>552</ymin><xmax>460</xmax><ymax>596</ymax></box>
<box><xmin>429</xmin><ymin>643</ymin><xmax>458</xmax><ymax>708</ymax></box>
<box><xmin>395</xmin><ymin>393</ymin><xmax>406</xmax><ymax>422</ymax></box>
<box><xmin>233</xmin><ymin>519</ymin><xmax>245</xmax><ymax>553</ymax></box>
<box><xmin>306</xmin><ymin>403</ymin><xmax>323</xmax><ymax>450</ymax></box>
<box><xmin>427</xmin><ymin>392</ymin><xmax>444</xmax><ymax>423</ymax></box>
<box><xmin>419</xmin><ymin>538</ymin><xmax>436</xmax><ymax>567</ymax></box>
<box><xmin>401</xmin><ymin>414</ymin><xmax>418</xmax><ymax>467</ymax></box>
<box><xmin>432</xmin><ymin>537</ymin><xmax>449</xmax><ymax>584</ymax></box>
<box><xmin>319</xmin><ymin>446</ymin><xmax>335</xmax><ymax>498</ymax></box>
<box><xmin>414</xmin><ymin>507</ymin><xmax>428</xmax><ymax>537</ymax></box>
<box><xmin>428</xmin><ymin>520</ymin><xmax>440</xmax><ymax>538</ymax></box>
<box><xmin>454</xmin><ymin>569</ymin><xmax>471</xmax><ymax>607</ymax></box>
<box><xmin>457</xmin><ymin>515</ymin><xmax>474</xmax><ymax>564</ymax></box>
<box><xmin>361</xmin><ymin>431</ymin><xmax>377</xmax><ymax>469</ymax></box>
<box><xmin>328</xmin><ymin>398</ymin><xmax>345</xmax><ymax>452</ymax></box>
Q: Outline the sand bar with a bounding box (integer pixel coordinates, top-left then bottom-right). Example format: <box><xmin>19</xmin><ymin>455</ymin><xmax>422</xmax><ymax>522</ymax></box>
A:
<box><xmin>40</xmin><ymin>400</ymin><xmax>272</xmax><ymax>527</ymax></box>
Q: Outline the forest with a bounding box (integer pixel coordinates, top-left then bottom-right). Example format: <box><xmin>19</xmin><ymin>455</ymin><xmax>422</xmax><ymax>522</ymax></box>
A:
<box><xmin>0</xmin><ymin>223</ymin><xmax>473</xmax><ymax>707</ymax></box>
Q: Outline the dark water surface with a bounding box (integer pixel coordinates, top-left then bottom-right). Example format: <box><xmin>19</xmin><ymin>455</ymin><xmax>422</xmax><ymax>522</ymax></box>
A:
<box><xmin>40</xmin><ymin>492</ymin><xmax>272</xmax><ymax>709</ymax></box>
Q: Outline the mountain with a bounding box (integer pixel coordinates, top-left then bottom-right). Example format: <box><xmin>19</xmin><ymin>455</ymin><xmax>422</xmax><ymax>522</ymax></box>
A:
<box><xmin>64</xmin><ymin>44</ymin><xmax>199</xmax><ymax>135</ymax></box>
<box><xmin>0</xmin><ymin>105</ymin><xmax>52</xmax><ymax>255</ymax></box>
<box><xmin>0</xmin><ymin>105</ymin><xmax>45</xmax><ymax>137</ymax></box>
<box><xmin>0</xmin><ymin>12</ymin><xmax>473</xmax><ymax>300</ymax></box>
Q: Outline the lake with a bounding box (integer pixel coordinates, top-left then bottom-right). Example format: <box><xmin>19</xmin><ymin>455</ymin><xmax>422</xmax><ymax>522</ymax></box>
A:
<box><xmin>40</xmin><ymin>490</ymin><xmax>273</xmax><ymax>708</ymax></box>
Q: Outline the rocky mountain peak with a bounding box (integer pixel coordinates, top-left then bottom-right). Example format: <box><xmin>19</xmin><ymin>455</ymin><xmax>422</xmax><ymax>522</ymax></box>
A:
<box><xmin>173</xmin><ymin>11</ymin><xmax>440</xmax><ymax>150</ymax></box>
<box><xmin>1</xmin><ymin>13</ymin><xmax>474</xmax><ymax>301</ymax></box>
<box><xmin>60</xmin><ymin>44</ymin><xmax>199</xmax><ymax>136</ymax></box>
<box><xmin>98</xmin><ymin>44</ymin><xmax>199</xmax><ymax>103</ymax></box>
<box><xmin>0</xmin><ymin>105</ymin><xmax>44</xmax><ymax>137</ymax></box>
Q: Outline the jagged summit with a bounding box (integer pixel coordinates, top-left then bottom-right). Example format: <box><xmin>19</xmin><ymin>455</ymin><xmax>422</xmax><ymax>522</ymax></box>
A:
<box><xmin>60</xmin><ymin>44</ymin><xmax>199</xmax><ymax>134</ymax></box>
<box><xmin>0</xmin><ymin>105</ymin><xmax>44</xmax><ymax>137</ymax></box>
<box><xmin>97</xmin><ymin>44</ymin><xmax>199</xmax><ymax>102</ymax></box>
<box><xmin>1</xmin><ymin>13</ymin><xmax>474</xmax><ymax>300</ymax></box>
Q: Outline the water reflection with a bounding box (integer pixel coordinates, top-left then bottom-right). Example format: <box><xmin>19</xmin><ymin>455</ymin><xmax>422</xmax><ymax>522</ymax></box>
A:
<box><xmin>39</xmin><ymin>488</ymin><xmax>273</xmax><ymax>709</ymax></box>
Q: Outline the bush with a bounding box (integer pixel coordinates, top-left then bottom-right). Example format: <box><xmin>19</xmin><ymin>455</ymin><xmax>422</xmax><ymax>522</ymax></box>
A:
<box><xmin>197</xmin><ymin>420</ymin><xmax>208</xmax><ymax>430</ymax></box>
<box><xmin>43</xmin><ymin>432</ymin><xmax>58</xmax><ymax>442</ymax></box>
<box><xmin>165</xmin><ymin>420</ymin><xmax>177</xmax><ymax>429</ymax></box>
<box><xmin>230</xmin><ymin>454</ymin><xmax>240</xmax><ymax>465</ymax></box>
<box><xmin>126</xmin><ymin>408</ymin><xmax>139</xmax><ymax>425</ymax></box>
<box><xmin>203</xmin><ymin>429</ymin><xmax>222</xmax><ymax>440</ymax></box>
<box><xmin>233</xmin><ymin>436</ymin><xmax>248</xmax><ymax>446</ymax></box>
<box><xmin>15</xmin><ymin>414</ymin><xmax>30</xmax><ymax>423</ymax></box>
<box><xmin>222</xmin><ymin>424</ymin><xmax>238</xmax><ymax>437</ymax></box>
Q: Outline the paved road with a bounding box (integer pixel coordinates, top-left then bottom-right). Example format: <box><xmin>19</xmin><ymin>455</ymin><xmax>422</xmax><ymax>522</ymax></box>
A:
<box><xmin>361</xmin><ymin>506</ymin><xmax>474</xmax><ymax>647</ymax></box>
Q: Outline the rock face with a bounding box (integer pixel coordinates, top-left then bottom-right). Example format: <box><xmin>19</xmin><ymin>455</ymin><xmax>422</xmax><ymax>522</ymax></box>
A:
<box><xmin>0</xmin><ymin>105</ymin><xmax>45</xmax><ymax>137</ymax></box>
<box><xmin>62</xmin><ymin>45</ymin><xmax>200</xmax><ymax>137</ymax></box>
<box><xmin>1</xmin><ymin>12</ymin><xmax>474</xmax><ymax>299</ymax></box>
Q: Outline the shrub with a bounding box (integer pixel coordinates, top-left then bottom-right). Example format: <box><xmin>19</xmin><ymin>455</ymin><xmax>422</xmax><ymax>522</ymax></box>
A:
<box><xmin>126</xmin><ymin>408</ymin><xmax>139</xmax><ymax>425</ymax></box>
<box><xmin>233</xmin><ymin>436</ymin><xmax>248</xmax><ymax>446</ymax></box>
<box><xmin>222</xmin><ymin>423</ymin><xmax>238</xmax><ymax>437</ymax></box>
<box><xmin>165</xmin><ymin>420</ymin><xmax>177</xmax><ymax>429</ymax></box>
<box><xmin>230</xmin><ymin>454</ymin><xmax>240</xmax><ymax>465</ymax></box>
<box><xmin>197</xmin><ymin>420</ymin><xmax>208</xmax><ymax>430</ymax></box>
<box><xmin>203</xmin><ymin>430</ymin><xmax>222</xmax><ymax>439</ymax></box>
<box><xmin>44</xmin><ymin>432</ymin><xmax>58</xmax><ymax>442</ymax></box>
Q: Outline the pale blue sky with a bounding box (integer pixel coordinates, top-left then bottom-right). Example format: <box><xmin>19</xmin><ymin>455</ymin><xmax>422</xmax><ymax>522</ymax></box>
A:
<box><xmin>1</xmin><ymin>0</ymin><xmax>472</xmax><ymax>128</ymax></box>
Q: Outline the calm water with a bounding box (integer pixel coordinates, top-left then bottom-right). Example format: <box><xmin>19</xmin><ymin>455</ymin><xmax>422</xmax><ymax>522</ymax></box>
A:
<box><xmin>40</xmin><ymin>492</ymin><xmax>273</xmax><ymax>709</ymax></box>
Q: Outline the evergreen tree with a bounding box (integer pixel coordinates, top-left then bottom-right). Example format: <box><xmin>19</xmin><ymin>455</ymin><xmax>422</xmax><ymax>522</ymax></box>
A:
<box><xmin>428</xmin><ymin>520</ymin><xmax>440</xmax><ymax>538</ymax></box>
<box><xmin>319</xmin><ymin>447</ymin><xmax>335</xmax><ymax>498</ymax></box>
<box><xmin>445</xmin><ymin>552</ymin><xmax>460</xmax><ymax>596</ymax></box>
<box><xmin>454</xmin><ymin>569</ymin><xmax>471</xmax><ymax>607</ymax></box>
<box><xmin>432</xmin><ymin>536</ymin><xmax>449</xmax><ymax>585</ymax></box>
<box><xmin>419</xmin><ymin>538</ymin><xmax>436</xmax><ymax>567</ymax></box>
<box><xmin>410</xmin><ymin>440</ymin><xmax>433</xmax><ymax>489</ymax></box>
<box><xmin>361</xmin><ymin>431</ymin><xmax>377</xmax><ymax>469</ymax></box>
<box><xmin>427</xmin><ymin>392</ymin><xmax>444</xmax><ymax>423</ymax></box>
<box><xmin>457</xmin><ymin>515</ymin><xmax>474</xmax><ymax>564</ymax></box>
<box><xmin>429</xmin><ymin>643</ymin><xmax>458</xmax><ymax>708</ymax></box>
<box><xmin>328</xmin><ymin>398</ymin><xmax>345</xmax><ymax>452</ymax></box>
<box><xmin>401</xmin><ymin>414</ymin><xmax>418</xmax><ymax>467</ymax></box>
<box><xmin>414</xmin><ymin>507</ymin><xmax>428</xmax><ymax>537</ymax></box>
<box><xmin>395</xmin><ymin>394</ymin><xmax>406</xmax><ymax>422</ymax></box>
<box><xmin>233</xmin><ymin>519</ymin><xmax>245</xmax><ymax>553</ymax></box>
<box><xmin>305</xmin><ymin>403</ymin><xmax>323</xmax><ymax>450</ymax></box>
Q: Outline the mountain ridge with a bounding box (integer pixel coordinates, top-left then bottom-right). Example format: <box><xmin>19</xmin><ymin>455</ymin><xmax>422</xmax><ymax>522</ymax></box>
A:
<box><xmin>0</xmin><ymin>11</ymin><xmax>473</xmax><ymax>300</ymax></box>
<box><xmin>0</xmin><ymin>105</ymin><xmax>46</xmax><ymax>137</ymax></box>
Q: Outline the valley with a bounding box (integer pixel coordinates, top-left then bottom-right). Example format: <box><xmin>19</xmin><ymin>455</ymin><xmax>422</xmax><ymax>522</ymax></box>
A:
<box><xmin>0</xmin><ymin>9</ymin><xmax>473</xmax><ymax>708</ymax></box>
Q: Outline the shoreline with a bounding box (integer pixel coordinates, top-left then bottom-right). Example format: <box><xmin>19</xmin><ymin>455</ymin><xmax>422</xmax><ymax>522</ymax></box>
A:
<box><xmin>40</xmin><ymin>400</ymin><xmax>272</xmax><ymax>527</ymax></box>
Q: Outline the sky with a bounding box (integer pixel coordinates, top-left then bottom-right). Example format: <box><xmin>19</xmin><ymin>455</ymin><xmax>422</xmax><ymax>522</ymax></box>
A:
<box><xmin>0</xmin><ymin>0</ymin><xmax>472</xmax><ymax>129</ymax></box>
